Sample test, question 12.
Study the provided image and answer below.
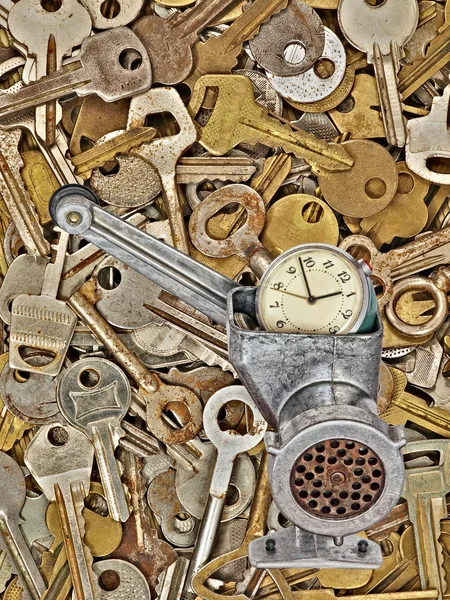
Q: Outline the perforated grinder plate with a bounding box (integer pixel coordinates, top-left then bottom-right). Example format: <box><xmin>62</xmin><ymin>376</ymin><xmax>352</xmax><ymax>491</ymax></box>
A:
<box><xmin>290</xmin><ymin>439</ymin><xmax>385</xmax><ymax>519</ymax></box>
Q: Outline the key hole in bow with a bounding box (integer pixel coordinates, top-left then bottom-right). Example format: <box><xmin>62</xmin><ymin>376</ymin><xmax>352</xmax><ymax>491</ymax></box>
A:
<box><xmin>18</xmin><ymin>347</ymin><xmax>56</xmax><ymax>368</ymax></box>
<box><xmin>283</xmin><ymin>41</ymin><xmax>306</xmax><ymax>65</ymax></box>
<box><xmin>78</xmin><ymin>367</ymin><xmax>101</xmax><ymax>389</ymax></box>
<box><xmin>205</xmin><ymin>203</ymin><xmax>248</xmax><ymax>240</ymax></box>
<box><xmin>144</xmin><ymin>111</ymin><xmax>180</xmax><ymax>138</ymax></box>
<box><xmin>100</xmin><ymin>0</ymin><xmax>121</xmax><ymax>19</ymax></box>
<box><xmin>99</xmin><ymin>570</ymin><xmax>120</xmax><ymax>591</ymax></box>
<box><xmin>302</xmin><ymin>201</ymin><xmax>324</xmax><ymax>224</ymax></box>
<box><xmin>40</xmin><ymin>0</ymin><xmax>62</xmax><ymax>11</ymax></box>
<box><xmin>314</xmin><ymin>58</ymin><xmax>335</xmax><ymax>80</ymax></box>
<box><xmin>426</xmin><ymin>157</ymin><xmax>450</xmax><ymax>176</ymax></box>
<box><xmin>162</xmin><ymin>401</ymin><xmax>192</xmax><ymax>430</ymax></box>
<box><xmin>47</xmin><ymin>426</ymin><xmax>69</xmax><ymax>446</ymax></box>
<box><xmin>218</xmin><ymin>400</ymin><xmax>255</xmax><ymax>436</ymax></box>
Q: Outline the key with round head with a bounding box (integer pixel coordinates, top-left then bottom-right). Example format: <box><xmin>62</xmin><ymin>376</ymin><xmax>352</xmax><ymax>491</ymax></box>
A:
<box><xmin>338</xmin><ymin>0</ymin><xmax>418</xmax><ymax>147</ymax></box>
<box><xmin>0</xmin><ymin>452</ymin><xmax>47</xmax><ymax>600</ymax></box>
<box><xmin>183</xmin><ymin>385</ymin><xmax>267</xmax><ymax>593</ymax></box>
<box><xmin>0</xmin><ymin>27</ymin><xmax>152</xmax><ymax>122</ymax></box>
<box><xmin>132</xmin><ymin>0</ymin><xmax>240</xmax><ymax>85</ymax></box>
<box><xmin>57</xmin><ymin>357</ymin><xmax>131</xmax><ymax>523</ymax></box>
<box><xmin>24</xmin><ymin>423</ymin><xmax>98</xmax><ymax>600</ymax></box>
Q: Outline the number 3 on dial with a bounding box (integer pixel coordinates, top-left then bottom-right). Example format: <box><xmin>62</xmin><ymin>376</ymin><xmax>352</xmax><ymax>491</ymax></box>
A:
<box><xmin>256</xmin><ymin>244</ymin><xmax>377</xmax><ymax>335</ymax></box>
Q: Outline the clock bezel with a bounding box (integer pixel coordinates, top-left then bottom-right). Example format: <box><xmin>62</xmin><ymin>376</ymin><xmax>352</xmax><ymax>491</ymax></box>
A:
<box><xmin>255</xmin><ymin>243</ymin><xmax>372</xmax><ymax>335</ymax></box>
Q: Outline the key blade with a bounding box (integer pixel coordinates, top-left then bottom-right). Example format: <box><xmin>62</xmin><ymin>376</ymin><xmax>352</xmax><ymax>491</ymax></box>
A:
<box><xmin>50</xmin><ymin>185</ymin><xmax>240</xmax><ymax>327</ymax></box>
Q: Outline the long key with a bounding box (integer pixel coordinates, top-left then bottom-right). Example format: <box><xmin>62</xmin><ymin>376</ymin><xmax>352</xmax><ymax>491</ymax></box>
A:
<box><xmin>339</xmin><ymin>229</ymin><xmax>450</xmax><ymax>307</ymax></box>
<box><xmin>188</xmin><ymin>74</ymin><xmax>354</xmax><ymax>175</ymax></box>
<box><xmin>132</xmin><ymin>0</ymin><xmax>243</xmax><ymax>85</ymax></box>
<box><xmin>401</xmin><ymin>440</ymin><xmax>450</xmax><ymax>598</ymax></box>
<box><xmin>50</xmin><ymin>185</ymin><xmax>241</xmax><ymax>327</ymax></box>
<box><xmin>57</xmin><ymin>357</ymin><xmax>131</xmax><ymax>522</ymax></box>
<box><xmin>24</xmin><ymin>423</ymin><xmax>98</xmax><ymax>600</ymax></box>
<box><xmin>183</xmin><ymin>385</ymin><xmax>266</xmax><ymax>593</ymax></box>
<box><xmin>338</xmin><ymin>0</ymin><xmax>418</xmax><ymax>147</ymax></box>
<box><xmin>0</xmin><ymin>452</ymin><xmax>47</xmax><ymax>600</ymax></box>
<box><xmin>184</xmin><ymin>0</ymin><xmax>288</xmax><ymax>89</ymax></box>
<box><xmin>0</xmin><ymin>127</ymin><xmax>50</xmax><ymax>256</ymax></box>
<box><xmin>9</xmin><ymin>228</ymin><xmax>77</xmax><ymax>376</ymax></box>
<box><xmin>0</xmin><ymin>28</ymin><xmax>152</xmax><ymax>121</ymax></box>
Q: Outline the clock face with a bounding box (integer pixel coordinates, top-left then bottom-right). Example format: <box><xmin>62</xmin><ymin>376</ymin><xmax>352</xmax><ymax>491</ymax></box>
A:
<box><xmin>257</xmin><ymin>245</ymin><xmax>365</xmax><ymax>334</ymax></box>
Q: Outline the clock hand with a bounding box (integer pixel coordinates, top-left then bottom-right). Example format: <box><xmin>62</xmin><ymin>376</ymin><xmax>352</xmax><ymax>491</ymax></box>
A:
<box><xmin>270</xmin><ymin>287</ymin><xmax>309</xmax><ymax>301</ymax></box>
<box><xmin>298</xmin><ymin>258</ymin><xmax>315</xmax><ymax>301</ymax></box>
<box><xmin>314</xmin><ymin>291</ymin><xmax>343</xmax><ymax>301</ymax></box>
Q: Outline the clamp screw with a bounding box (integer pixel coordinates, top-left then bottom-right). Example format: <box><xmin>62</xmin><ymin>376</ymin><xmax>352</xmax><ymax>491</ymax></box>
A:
<box><xmin>265</xmin><ymin>539</ymin><xmax>276</xmax><ymax>553</ymax></box>
<box><xmin>357</xmin><ymin>540</ymin><xmax>369</xmax><ymax>553</ymax></box>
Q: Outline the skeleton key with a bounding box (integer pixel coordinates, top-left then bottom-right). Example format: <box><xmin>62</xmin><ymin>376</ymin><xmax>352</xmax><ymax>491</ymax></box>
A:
<box><xmin>185</xmin><ymin>0</ymin><xmax>288</xmax><ymax>89</ymax></box>
<box><xmin>7</xmin><ymin>0</ymin><xmax>91</xmax><ymax>144</ymax></box>
<box><xmin>9</xmin><ymin>228</ymin><xmax>77</xmax><ymax>376</ymax></box>
<box><xmin>0</xmin><ymin>128</ymin><xmax>50</xmax><ymax>256</ymax></box>
<box><xmin>189</xmin><ymin>184</ymin><xmax>273</xmax><ymax>278</ymax></box>
<box><xmin>57</xmin><ymin>357</ymin><xmax>131</xmax><ymax>522</ymax></box>
<box><xmin>24</xmin><ymin>423</ymin><xmax>98</xmax><ymax>600</ymax></box>
<box><xmin>184</xmin><ymin>385</ymin><xmax>267</xmax><ymax>593</ymax></box>
<box><xmin>339</xmin><ymin>228</ymin><xmax>450</xmax><ymax>307</ymax></box>
<box><xmin>401</xmin><ymin>440</ymin><xmax>450</xmax><ymax>598</ymax></box>
<box><xmin>0</xmin><ymin>452</ymin><xmax>47</xmax><ymax>600</ymax></box>
<box><xmin>0</xmin><ymin>28</ymin><xmax>152</xmax><ymax>121</ymax></box>
<box><xmin>132</xmin><ymin>0</ymin><xmax>244</xmax><ymax>85</ymax></box>
<box><xmin>338</xmin><ymin>0</ymin><xmax>418</xmax><ymax>147</ymax></box>
<box><xmin>188</xmin><ymin>75</ymin><xmax>354</xmax><ymax>174</ymax></box>
<box><xmin>128</xmin><ymin>87</ymin><xmax>197</xmax><ymax>254</ymax></box>
<box><xmin>67</xmin><ymin>284</ymin><xmax>203</xmax><ymax>445</ymax></box>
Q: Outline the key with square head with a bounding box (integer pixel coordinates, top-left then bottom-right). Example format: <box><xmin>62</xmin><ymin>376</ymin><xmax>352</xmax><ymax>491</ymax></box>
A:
<box><xmin>183</xmin><ymin>385</ymin><xmax>267</xmax><ymax>593</ymax></box>
<box><xmin>338</xmin><ymin>0</ymin><xmax>418</xmax><ymax>147</ymax></box>
<box><xmin>0</xmin><ymin>451</ymin><xmax>47</xmax><ymax>600</ymax></box>
<box><xmin>189</xmin><ymin>183</ymin><xmax>273</xmax><ymax>278</ymax></box>
<box><xmin>9</xmin><ymin>228</ymin><xmax>77</xmax><ymax>376</ymax></box>
<box><xmin>132</xmin><ymin>0</ymin><xmax>241</xmax><ymax>85</ymax></box>
<box><xmin>24</xmin><ymin>423</ymin><xmax>98</xmax><ymax>600</ymax></box>
<box><xmin>56</xmin><ymin>357</ymin><xmax>131</xmax><ymax>523</ymax></box>
<box><xmin>0</xmin><ymin>27</ymin><xmax>152</xmax><ymax>121</ymax></box>
<box><xmin>188</xmin><ymin>74</ymin><xmax>354</xmax><ymax>175</ymax></box>
<box><xmin>401</xmin><ymin>440</ymin><xmax>450</xmax><ymax>598</ymax></box>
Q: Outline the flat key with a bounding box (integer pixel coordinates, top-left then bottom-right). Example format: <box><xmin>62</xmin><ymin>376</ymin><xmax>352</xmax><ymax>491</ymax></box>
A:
<box><xmin>0</xmin><ymin>28</ymin><xmax>152</xmax><ymax>121</ymax></box>
<box><xmin>401</xmin><ymin>440</ymin><xmax>450</xmax><ymax>598</ymax></box>
<box><xmin>188</xmin><ymin>74</ymin><xmax>354</xmax><ymax>175</ymax></box>
<box><xmin>0</xmin><ymin>452</ymin><xmax>47</xmax><ymax>600</ymax></box>
<box><xmin>132</xmin><ymin>0</ymin><xmax>240</xmax><ymax>85</ymax></box>
<box><xmin>183</xmin><ymin>385</ymin><xmax>267</xmax><ymax>593</ymax></box>
<box><xmin>57</xmin><ymin>357</ymin><xmax>131</xmax><ymax>522</ymax></box>
<box><xmin>24</xmin><ymin>423</ymin><xmax>98</xmax><ymax>600</ymax></box>
<box><xmin>338</xmin><ymin>0</ymin><xmax>418</xmax><ymax>147</ymax></box>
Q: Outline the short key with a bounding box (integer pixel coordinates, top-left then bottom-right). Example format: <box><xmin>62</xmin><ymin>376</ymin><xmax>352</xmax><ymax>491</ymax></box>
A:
<box><xmin>0</xmin><ymin>451</ymin><xmax>47</xmax><ymax>600</ymax></box>
<box><xmin>0</xmin><ymin>28</ymin><xmax>152</xmax><ymax>121</ymax></box>
<box><xmin>56</xmin><ymin>357</ymin><xmax>131</xmax><ymax>522</ymax></box>
<box><xmin>23</xmin><ymin>423</ymin><xmax>98</xmax><ymax>600</ymax></box>
<box><xmin>189</xmin><ymin>183</ymin><xmax>273</xmax><ymax>278</ymax></box>
<box><xmin>339</xmin><ymin>228</ymin><xmax>450</xmax><ymax>307</ymax></box>
<box><xmin>401</xmin><ymin>440</ymin><xmax>450</xmax><ymax>598</ymax></box>
<box><xmin>338</xmin><ymin>0</ymin><xmax>418</xmax><ymax>147</ymax></box>
<box><xmin>183</xmin><ymin>385</ymin><xmax>267</xmax><ymax>593</ymax></box>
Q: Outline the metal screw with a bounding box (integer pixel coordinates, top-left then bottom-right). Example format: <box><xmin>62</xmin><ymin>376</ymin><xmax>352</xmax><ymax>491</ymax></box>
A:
<box><xmin>66</xmin><ymin>211</ymin><xmax>82</xmax><ymax>225</ymax></box>
<box><xmin>265</xmin><ymin>539</ymin><xmax>276</xmax><ymax>553</ymax></box>
<box><xmin>357</xmin><ymin>540</ymin><xmax>369</xmax><ymax>553</ymax></box>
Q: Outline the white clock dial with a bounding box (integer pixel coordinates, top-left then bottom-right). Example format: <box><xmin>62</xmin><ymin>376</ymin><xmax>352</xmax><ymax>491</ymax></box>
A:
<box><xmin>257</xmin><ymin>245</ymin><xmax>365</xmax><ymax>334</ymax></box>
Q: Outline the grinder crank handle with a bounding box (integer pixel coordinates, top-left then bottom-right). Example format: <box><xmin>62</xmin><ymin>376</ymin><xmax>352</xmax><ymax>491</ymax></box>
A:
<box><xmin>49</xmin><ymin>184</ymin><xmax>241</xmax><ymax>327</ymax></box>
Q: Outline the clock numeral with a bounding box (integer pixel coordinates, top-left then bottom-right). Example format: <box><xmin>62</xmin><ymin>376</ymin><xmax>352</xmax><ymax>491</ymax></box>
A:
<box><xmin>270</xmin><ymin>301</ymin><xmax>280</xmax><ymax>309</ymax></box>
<box><xmin>329</xmin><ymin>325</ymin><xmax>340</xmax><ymax>334</ymax></box>
<box><xmin>286</xmin><ymin>266</ymin><xmax>296</xmax><ymax>274</ymax></box>
<box><xmin>276</xmin><ymin>320</ymin><xmax>285</xmax><ymax>329</ymax></box>
<box><xmin>338</xmin><ymin>271</ymin><xmax>351</xmax><ymax>283</ymax></box>
<box><xmin>346</xmin><ymin>291</ymin><xmax>356</xmax><ymax>298</ymax></box>
<box><xmin>272</xmin><ymin>282</ymin><xmax>284</xmax><ymax>290</ymax></box>
<box><xmin>323</xmin><ymin>260</ymin><xmax>334</xmax><ymax>269</ymax></box>
<box><xmin>303</xmin><ymin>257</ymin><xmax>315</xmax><ymax>268</ymax></box>
<box><xmin>342</xmin><ymin>309</ymin><xmax>353</xmax><ymax>320</ymax></box>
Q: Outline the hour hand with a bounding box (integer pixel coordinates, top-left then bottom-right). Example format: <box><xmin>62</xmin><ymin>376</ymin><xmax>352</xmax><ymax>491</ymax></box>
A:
<box><xmin>315</xmin><ymin>291</ymin><xmax>343</xmax><ymax>301</ymax></box>
<box><xmin>299</xmin><ymin>258</ymin><xmax>314</xmax><ymax>300</ymax></box>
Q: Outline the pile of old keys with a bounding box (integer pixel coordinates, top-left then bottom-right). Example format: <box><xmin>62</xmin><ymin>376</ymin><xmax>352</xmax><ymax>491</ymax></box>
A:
<box><xmin>6</xmin><ymin>0</ymin><xmax>450</xmax><ymax>598</ymax></box>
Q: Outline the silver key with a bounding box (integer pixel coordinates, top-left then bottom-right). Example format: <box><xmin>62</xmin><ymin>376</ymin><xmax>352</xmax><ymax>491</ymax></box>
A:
<box><xmin>24</xmin><ymin>423</ymin><xmax>98</xmax><ymax>600</ymax></box>
<box><xmin>338</xmin><ymin>0</ymin><xmax>418</xmax><ymax>147</ymax></box>
<box><xmin>0</xmin><ymin>28</ymin><xmax>152</xmax><ymax>121</ymax></box>
<box><xmin>184</xmin><ymin>385</ymin><xmax>266</xmax><ymax>592</ymax></box>
<box><xmin>57</xmin><ymin>357</ymin><xmax>131</xmax><ymax>522</ymax></box>
<box><xmin>0</xmin><ymin>452</ymin><xmax>47</xmax><ymax>600</ymax></box>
